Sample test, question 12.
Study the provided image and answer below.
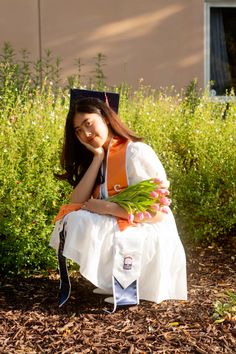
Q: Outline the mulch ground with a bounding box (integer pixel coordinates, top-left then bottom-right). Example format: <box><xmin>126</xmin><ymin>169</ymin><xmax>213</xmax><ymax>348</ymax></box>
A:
<box><xmin>0</xmin><ymin>242</ymin><xmax>235</xmax><ymax>354</ymax></box>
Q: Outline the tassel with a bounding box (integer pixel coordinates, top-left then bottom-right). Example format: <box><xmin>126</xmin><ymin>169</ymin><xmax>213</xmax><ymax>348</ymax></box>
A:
<box><xmin>104</xmin><ymin>92</ymin><xmax>110</xmax><ymax>108</ymax></box>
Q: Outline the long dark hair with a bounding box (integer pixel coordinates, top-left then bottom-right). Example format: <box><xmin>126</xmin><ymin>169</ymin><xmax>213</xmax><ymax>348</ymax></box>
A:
<box><xmin>57</xmin><ymin>97</ymin><xmax>142</xmax><ymax>187</ymax></box>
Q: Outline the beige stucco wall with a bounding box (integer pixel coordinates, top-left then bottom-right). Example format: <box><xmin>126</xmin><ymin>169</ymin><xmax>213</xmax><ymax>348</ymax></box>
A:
<box><xmin>0</xmin><ymin>0</ymin><xmax>39</xmax><ymax>59</ymax></box>
<box><xmin>0</xmin><ymin>0</ymin><xmax>204</xmax><ymax>90</ymax></box>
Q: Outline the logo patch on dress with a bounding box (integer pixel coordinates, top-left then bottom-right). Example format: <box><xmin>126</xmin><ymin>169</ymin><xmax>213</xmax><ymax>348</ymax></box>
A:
<box><xmin>114</xmin><ymin>184</ymin><xmax>122</xmax><ymax>192</ymax></box>
<box><xmin>123</xmin><ymin>256</ymin><xmax>133</xmax><ymax>270</ymax></box>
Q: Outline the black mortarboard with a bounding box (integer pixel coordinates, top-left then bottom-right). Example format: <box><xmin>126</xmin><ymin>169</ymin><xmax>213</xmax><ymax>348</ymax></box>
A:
<box><xmin>70</xmin><ymin>89</ymin><xmax>120</xmax><ymax>113</ymax></box>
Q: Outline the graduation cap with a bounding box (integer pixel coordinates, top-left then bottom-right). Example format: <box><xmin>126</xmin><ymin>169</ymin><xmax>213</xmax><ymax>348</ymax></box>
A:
<box><xmin>70</xmin><ymin>89</ymin><xmax>120</xmax><ymax>113</ymax></box>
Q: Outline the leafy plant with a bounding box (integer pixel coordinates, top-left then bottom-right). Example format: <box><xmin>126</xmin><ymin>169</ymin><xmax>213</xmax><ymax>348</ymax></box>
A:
<box><xmin>91</xmin><ymin>52</ymin><xmax>107</xmax><ymax>90</ymax></box>
<box><xmin>213</xmin><ymin>291</ymin><xmax>236</xmax><ymax>323</ymax></box>
<box><xmin>0</xmin><ymin>42</ymin><xmax>235</xmax><ymax>275</ymax></box>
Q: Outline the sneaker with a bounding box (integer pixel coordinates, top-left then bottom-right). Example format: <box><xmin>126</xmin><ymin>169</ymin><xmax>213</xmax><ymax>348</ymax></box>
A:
<box><xmin>93</xmin><ymin>288</ymin><xmax>112</xmax><ymax>295</ymax></box>
<box><xmin>104</xmin><ymin>297</ymin><xmax>114</xmax><ymax>304</ymax></box>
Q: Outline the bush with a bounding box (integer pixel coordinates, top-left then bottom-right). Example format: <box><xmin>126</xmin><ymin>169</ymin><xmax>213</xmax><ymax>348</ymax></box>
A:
<box><xmin>171</xmin><ymin>96</ymin><xmax>236</xmax><ymax>243</ymax></box>
<box><xmin>0</xmin><ymin>85</ymin><xmax>70</xmax><ymax>275</ymax></box>
<box><xmin>0</xmin><ymin>44</ymin><xmax>235</xmax><ymax>276</ymax></box>
<box><xmin>122</xmin><ymin>87</ymin><xmax>236</xmax><ymax>244</ymax></box>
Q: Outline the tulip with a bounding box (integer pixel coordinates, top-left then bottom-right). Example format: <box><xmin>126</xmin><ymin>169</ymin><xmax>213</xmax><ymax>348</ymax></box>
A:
<box><xmin>160</xmin><ymin>197</ymin><xmax>171</xmax><ymax>206</ymax></box>
<box><xmin>162</xmin><ymin>189</ymin><xmax>170</xmax><ymax>196</ymax></box>
<box><xmin>156</xmin><ymin>188</ymin><xmax>166</xmax><ymax>196</ymax></box>
<box><xmin>128</xmin><ymin>213</ymin><xmax>134</xmax><ymax>224</ymax></box>
<box><xmin>150</xmin><ymin>191</ymin><xmax>158</xmax><ymax>198</ymax></box>
<box><xmin>156</xmin><ymin>188</ymin><xmax>169</xmax><ymax>196</ymax></box>
<box><xmin>161</xmin><ymin>206</ymin><xmax>170</xmax><ymax>214</ymax></box>
<box><xmin>144</xmin><ymin>211</ymin><xmax>152</xmax><ymax>219</ymax></box>
<box><xmin>152</xmin><ymin>203</ymin><xmax>160</xmax><ymax>211</ymax></box>
<box><xmin>136</xmin><ymin>212</ymin><xmax>144</xmax><ymax>220</ymax></box>
<box><xmin>153</xmin><ymin>178</ymin><xmax>162</xmax><ymax>184</ymax></box>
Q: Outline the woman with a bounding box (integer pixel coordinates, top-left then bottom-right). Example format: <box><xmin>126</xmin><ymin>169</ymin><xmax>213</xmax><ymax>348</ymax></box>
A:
<box><xmin>50</xmin><ymin>91</ymin><xmax>187</xmax><ymax>310</ymax></box>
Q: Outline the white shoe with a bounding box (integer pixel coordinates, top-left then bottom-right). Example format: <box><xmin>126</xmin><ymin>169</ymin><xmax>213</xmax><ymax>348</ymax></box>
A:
<box><xmin>104</xmin><ymin>296</ymin><xmax>114</xmax><ymax>304</ymax></box>
<box><xmin>93</xmin><ymin>288</ymin><xmax>112</xmax><ymax>295</ymax></box>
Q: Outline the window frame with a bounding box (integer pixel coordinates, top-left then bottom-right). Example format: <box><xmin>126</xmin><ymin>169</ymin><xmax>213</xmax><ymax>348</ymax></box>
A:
<box><xmin>204</xmin><ymin>0</ymin><xmax>236</xmax><ymax>98</ymax></box>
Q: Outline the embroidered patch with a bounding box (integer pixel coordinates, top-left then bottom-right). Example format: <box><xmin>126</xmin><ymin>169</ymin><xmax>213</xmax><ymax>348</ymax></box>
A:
<box><xmin>114</xmin><ymin>184</ymin><xmax>122</xmax><ymax>192</ymax></box>
<box><xmin>123</xmin><ymin>256</ymin><xmax>133</xmax><ymax>270</ymax></box>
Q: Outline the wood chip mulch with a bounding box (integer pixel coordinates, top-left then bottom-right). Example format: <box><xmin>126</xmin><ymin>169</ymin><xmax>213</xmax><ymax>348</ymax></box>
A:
<box><xmin>0</xmin><ymin>242</ymin><xmax>235</xmax><ymax>353</ymax></box>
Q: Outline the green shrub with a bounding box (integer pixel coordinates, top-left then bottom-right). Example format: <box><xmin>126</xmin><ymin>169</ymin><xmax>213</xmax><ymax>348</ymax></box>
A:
<box><xmin>0</xmin><ymin>85</ymin><xmax>71</xmax><ymax>275</ymax></box>
<box><xmin>172</xmin><ymin>95</ymin><xmax>235</xmax><ymax>242</ymax></box>
<box><xmin>122</xmin><ymin>88</ymin><xmax>236</xmax><ymax>243</ymax></box>
<box><xmin>0</xmin><ymin>43</ymin><xmax>235</xmax><ymax>276</ymax></box>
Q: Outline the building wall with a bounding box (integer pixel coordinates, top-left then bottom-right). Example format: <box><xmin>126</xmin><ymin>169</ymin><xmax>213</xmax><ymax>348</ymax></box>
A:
<box><xmin>0</xmin><ymin>0</ymin><xmax>39</xmax><ymax>59</ymax></box>
<box><xmin>0</xmin><ymin>0</ymin><xmax>204</xmax><ymax>90</ymax></box>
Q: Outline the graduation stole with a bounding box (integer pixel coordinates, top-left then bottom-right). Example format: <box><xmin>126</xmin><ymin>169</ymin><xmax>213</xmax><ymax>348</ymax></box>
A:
<box><xmin>93</xmin><ymin>136</ymin><xmax>129</xmax><ymax>198</ymax></box>
<box><xmin>54</xmin><ymin>137</ymin><xmax>134</xmax><ymax>231</ymax></box>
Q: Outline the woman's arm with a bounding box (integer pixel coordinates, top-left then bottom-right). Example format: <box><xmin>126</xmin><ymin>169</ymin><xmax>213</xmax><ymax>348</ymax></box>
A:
<box><xmin>70</xmin><ymin>146</ymin><xmax>104</xmax><ymax>203</ymax></box>
<box><xmin>81</xmin><ymin>199</ymin><xmax>165</xmax><ymax>223</ymax></box>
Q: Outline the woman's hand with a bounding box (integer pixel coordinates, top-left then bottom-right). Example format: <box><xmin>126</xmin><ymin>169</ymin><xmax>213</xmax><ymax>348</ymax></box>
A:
<box><xmin>79</xmin><ymin>139</ymin><xmax>105</xmax><ymax>160</ymax></box>
<box><xmin>70</xmin><ymin>142</ymin><xmax>105</xmax><ymax>204</ymax></box>
<box><xmin>81</xmin><ymin>199</ymin><xmax>112</xmax><ymax>215</ymax></box>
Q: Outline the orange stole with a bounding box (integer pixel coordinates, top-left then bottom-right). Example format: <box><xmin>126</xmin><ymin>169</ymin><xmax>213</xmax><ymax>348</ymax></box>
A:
<box><xmin>54</xmin><ymin>137</ymin><xmax>136</xmax><ymax>231</ymax></box>
<box><xmin>54</xmin><ymin>203</ymin><xmax>83</xmax><ymax>222</ymax></box>
<box><xmin>107</xmin><ymin>137</ymin><xmax>135</xmax><ymax>231</ymax></box>
<box><xmin>107</xmin><ymin>137</ymin><xmax>129</xmax><ymax>196</ymax></box>
<box><xmin>91</xmin><ymin>137</ymin><xmax>129</xmax><ymax>199</ymax></box>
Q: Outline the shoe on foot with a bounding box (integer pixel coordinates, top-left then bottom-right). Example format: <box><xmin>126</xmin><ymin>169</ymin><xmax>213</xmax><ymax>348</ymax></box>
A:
<box><xmin>93</xmin><ymin>288</ymin><xmax>112</xmax><ymax>295</ymax></box>
<box><xmin>104</xmin><ymin>296</ymin><xmax>114</xmax><ymax>304</ymax></box>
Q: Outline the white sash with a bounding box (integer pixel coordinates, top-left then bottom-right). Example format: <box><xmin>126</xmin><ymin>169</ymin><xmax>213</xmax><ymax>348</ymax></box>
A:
<box><xmin>112</xmin><ymin>229</ymin><xmax>145</xmax><ymax>289</ymax></box>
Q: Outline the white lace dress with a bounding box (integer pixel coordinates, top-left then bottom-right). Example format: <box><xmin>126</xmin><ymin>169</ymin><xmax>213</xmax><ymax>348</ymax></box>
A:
<box><xmin>50</xmin><ymin>142</ymin><xmax>187</xmax><ymax>303</ymax></box>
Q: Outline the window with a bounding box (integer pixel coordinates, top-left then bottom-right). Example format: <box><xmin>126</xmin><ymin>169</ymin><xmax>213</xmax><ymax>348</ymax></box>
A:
<box><xmin>205</xmin><ymin>1</ymin><xmax>236</xmax><ymax>95</ymax></box>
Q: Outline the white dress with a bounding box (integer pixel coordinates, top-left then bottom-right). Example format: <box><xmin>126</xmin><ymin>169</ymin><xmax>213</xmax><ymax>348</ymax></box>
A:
<box><xmin>50</xmin><ymin>142</ymin><xmax>187</xmax><ymax>303</ymax></box>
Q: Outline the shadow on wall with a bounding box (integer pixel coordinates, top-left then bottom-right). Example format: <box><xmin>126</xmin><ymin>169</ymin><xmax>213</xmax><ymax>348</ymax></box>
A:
<box><xmin>0</xmin><ymin>0</ymin><xmax>204</xmax><ymax>89</ymax></box>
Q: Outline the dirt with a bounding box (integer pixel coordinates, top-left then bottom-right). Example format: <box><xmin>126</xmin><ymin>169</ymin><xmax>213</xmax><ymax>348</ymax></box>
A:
<box><xmin>0</xmin><ymin>242</ymin><xmax>235</xmax><ymax>353</ymax></box>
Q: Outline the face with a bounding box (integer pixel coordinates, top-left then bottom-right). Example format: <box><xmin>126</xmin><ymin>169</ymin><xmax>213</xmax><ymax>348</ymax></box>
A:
<box><xmin>73</xmin><ymin>112</ymin><xmax>111</xmax><ymax>149</ymax></box>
